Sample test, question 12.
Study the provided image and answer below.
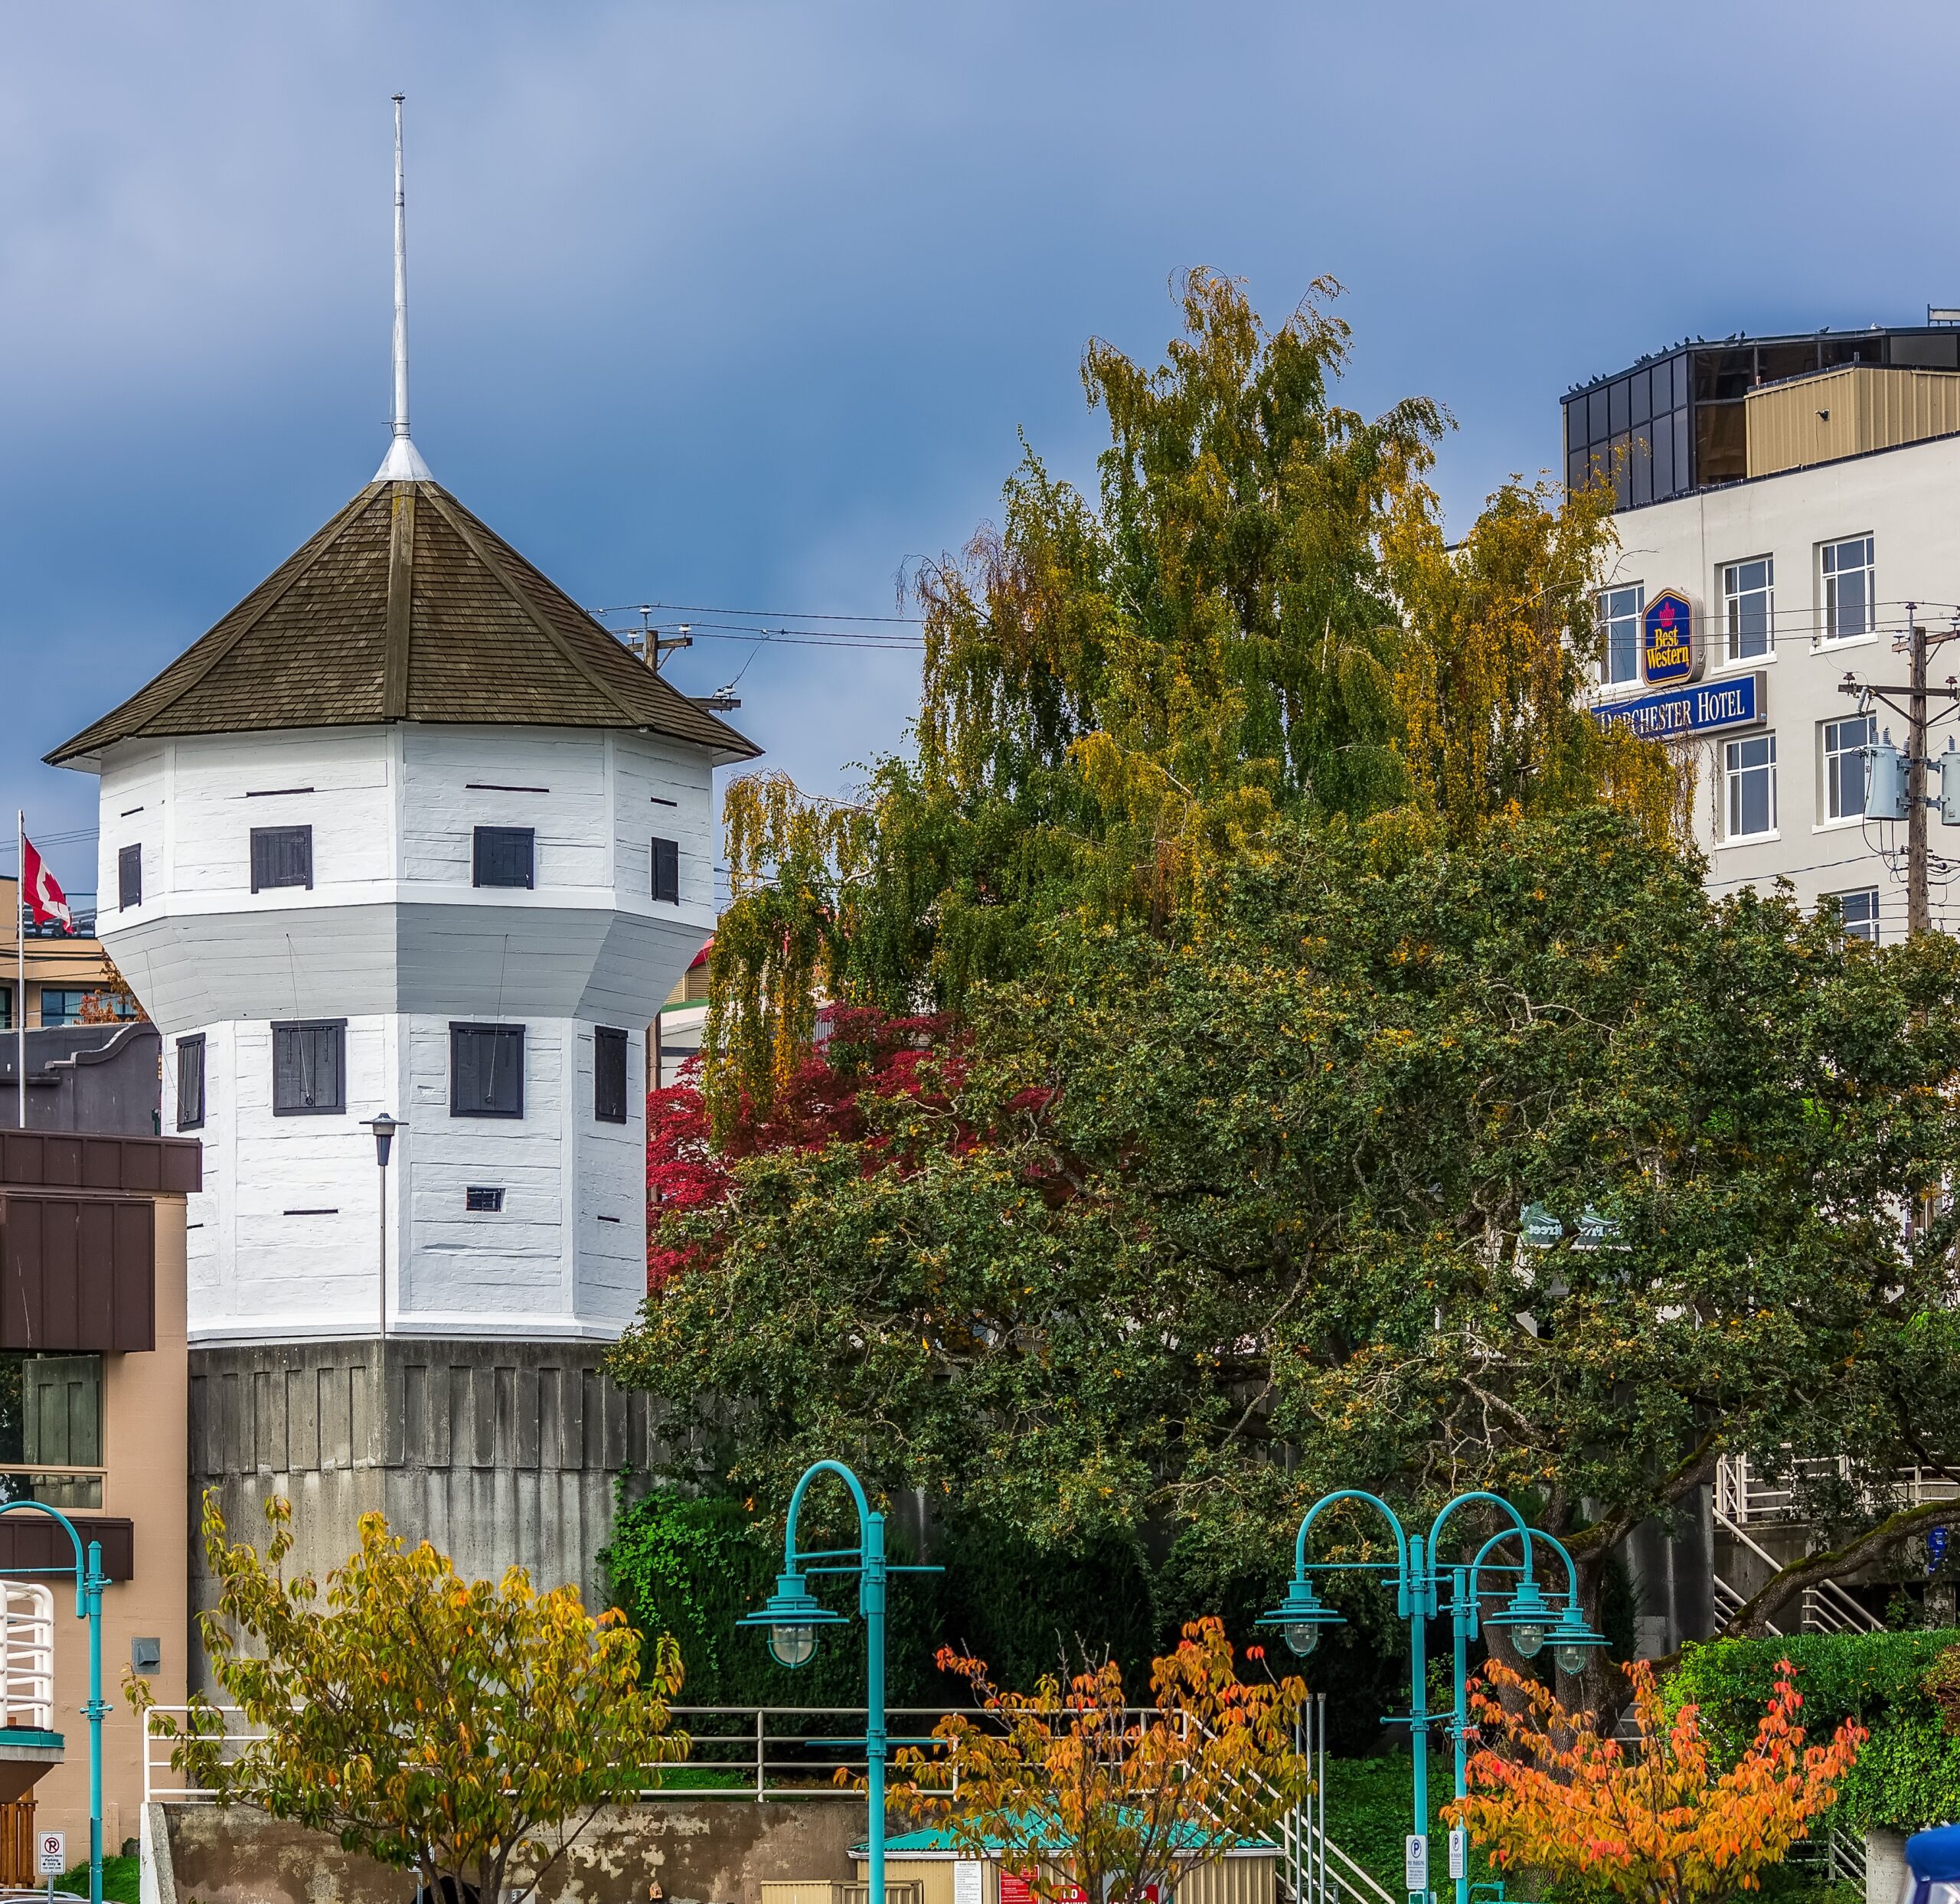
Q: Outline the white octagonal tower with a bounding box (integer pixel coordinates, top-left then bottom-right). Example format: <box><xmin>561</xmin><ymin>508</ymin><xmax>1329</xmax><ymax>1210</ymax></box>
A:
<box><xmin>47</xmin><ymin>473</ymin><xmax>756</xmax><ymax>1345</ymax></box>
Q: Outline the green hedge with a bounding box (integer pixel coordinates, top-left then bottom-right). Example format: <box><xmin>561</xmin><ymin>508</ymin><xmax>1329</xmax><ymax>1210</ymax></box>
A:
<box><xmin>1669</xmin><ymin>1629</ymin><xmax>1960</xmax><ymax>1833</ymax></box>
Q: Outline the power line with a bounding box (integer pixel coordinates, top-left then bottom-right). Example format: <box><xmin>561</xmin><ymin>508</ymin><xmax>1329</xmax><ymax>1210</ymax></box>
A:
<box><xmin>593</xmin><ymin>599</ymin><xmax>923</xmax><ymax>625</ymax></box>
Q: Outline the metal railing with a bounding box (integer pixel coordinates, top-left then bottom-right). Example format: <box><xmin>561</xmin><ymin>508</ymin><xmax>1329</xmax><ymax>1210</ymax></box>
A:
<box><xmin>1717</xmin><ymin>1452</ymin><xmax>1960</xmax><ymax>1527</ymax></box>
<box><xmin>0</xmin><ymin>1585</ymin><xmax>54</xmax><ymax>1734</ymax></box>
<box><xmin>1713</xmin><ymin>1459</ymin><xmax>1883</xmax><ymax>1635</ymax></box>
<box><xmin>144</xmin><ymin>1698</ymin><xmax>1396</xmax><ymax>1904</ymax></box>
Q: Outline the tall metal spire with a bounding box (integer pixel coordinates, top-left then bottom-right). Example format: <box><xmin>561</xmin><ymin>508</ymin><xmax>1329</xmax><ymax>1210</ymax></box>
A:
<box><xmin>374</xmin><ymin>93</ymin><xmax>433</xmax><ymax>482</ymax></box>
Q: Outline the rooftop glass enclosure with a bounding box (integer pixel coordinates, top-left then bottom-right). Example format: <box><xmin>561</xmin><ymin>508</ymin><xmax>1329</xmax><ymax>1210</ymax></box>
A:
<box><xmin>1564</xmin><ymin>326</ymin><xmax>1960</xmax><ymax>508</ymax></box>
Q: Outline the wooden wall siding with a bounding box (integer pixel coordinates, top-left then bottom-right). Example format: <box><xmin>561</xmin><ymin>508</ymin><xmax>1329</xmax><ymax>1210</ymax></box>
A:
<box><xmin>187</xmin><ymin>1339</ymin><xmax>665</xmax><ymax>1687</ymax></box>
<box><xmin>178</xmin><ymin>1012</ymin><xmax>644</xmax><ymax>1342</ymax></box>
<box><xmin>96</xmin><ymin>720</ymin><xmax>701</xmax><ymax>1343</ymax></box>
<box><xmin>0</xmin><ymin>1514</ymin><xmax>133</xmax><ymax>1582</ymax></box>
<box><xmin>0</xmin><ymin>1194</ymin><xmax>155</xmax><ymax>1352</ymax></box>
<box><xmin>0</xmin><ymin>1132</ymin><xmax>198</xmax><ymax>1196</ymax></box>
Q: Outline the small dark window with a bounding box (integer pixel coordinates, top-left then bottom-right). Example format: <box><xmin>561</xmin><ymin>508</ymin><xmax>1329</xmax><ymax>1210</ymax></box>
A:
<box><xmin>472</xmin><ymin>827</ymin><xmax>535</xmax><ymax>890</ymax></box>
<box><xmin>273</xmin><ymin>1020</ymin><xmax>345</xmax><ymax>1115</ymax></box>
<box><xmin>651</xmin><ymin>837</ymin><xmax>680</xmax><ymax>904</ymax></box>
<box><xmin>594</xmin><ymin>1026</ymin><xmax>628</xmax><ymax>1124</ymax></box>
<box><xmin>175</xmin><ymin>1034</ymin><xmax>205</xmax><ymax>1132</ymax></box>
<box><xmin>465</xmin><ymin>1186</ymin><xmax>505</xmax><ymax>1213</ymax></box>
<box><xmin>251</xmin><ymin>825</ymin><xmax>313</xmax><ymax>893</ymax></box>
<box><xmin>118</xmin><ymin>844</ymin><xmax>142</xmax><ymax>911</ymax></box>
<box><xmin>451</xmin><ymin>1024</ymin><xmax>524</xmax><ymax>1119</ymax></box>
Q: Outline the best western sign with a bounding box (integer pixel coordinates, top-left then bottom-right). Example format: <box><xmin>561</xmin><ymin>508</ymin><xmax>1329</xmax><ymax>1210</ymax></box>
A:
<box><xmin>1594</xmin><ymin>671</ymin><xmax>1767</xmax><ymax>742</ymax></box>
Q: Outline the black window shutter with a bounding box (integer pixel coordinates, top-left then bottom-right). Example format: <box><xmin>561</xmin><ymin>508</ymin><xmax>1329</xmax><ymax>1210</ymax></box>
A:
<box><xmin>176</xmin><ymin>1035</ymin><xmax>205</xmax><ymax>1131</ymax></box>
<box><xmin>251</xmin><ymin>826</ymin><xmax>313</xmax><ymax>893</ymax></box>
<box><xmin>451</xmin><ymin>1025</ymin><xmax>524</xmax><ymax>1119</ymax></box>
<box><xmin>651</xmin><ymin>837</ymin><xmax>680</xmax><ymax>904</ymax></box>
<box><xmin>118</xmin><ymin>844</ymin><xmax>142</xmax><ymax>911</ymax></box>
<box><xmin>595</xmin><ymin>1027</ymin><xmax>628</xmax><ymax>1123</ymax></box>
<box><xmin>473</xmin><ymin>828</ymin><xmax>535</xmax><ymax>890</ymax></box>
<box><xmin>273</xmin><ymin>1021</ymin><xmax>345</xmax><ymax>1115</ymax></box>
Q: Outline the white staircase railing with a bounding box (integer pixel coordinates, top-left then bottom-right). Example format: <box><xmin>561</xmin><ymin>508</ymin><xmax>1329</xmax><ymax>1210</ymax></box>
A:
<box><xmin>0</xmin><ymin>1582</ymin><xmax>54</xmax><ymax>1733</ymax></box>
<box><xmin>1713</xmin><ymin>1458</ymin><xmax>1883</xmax><ymax>1634</ymax></box>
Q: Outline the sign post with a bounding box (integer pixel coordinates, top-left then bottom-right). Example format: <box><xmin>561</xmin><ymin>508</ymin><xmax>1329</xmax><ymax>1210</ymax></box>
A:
<box><xmin>38</xmin><ymin>1827</ymin><xmax>64</xmax><ymax>1892</ymax></box>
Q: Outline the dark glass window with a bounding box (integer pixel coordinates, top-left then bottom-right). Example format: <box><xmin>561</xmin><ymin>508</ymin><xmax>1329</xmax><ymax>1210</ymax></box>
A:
<box><xmin>1674</xmin><ymin>410</ymin><xmax>1692</xmax><ymax>489</ymax></box>
<box><xmin>1629</xmin><ymin>368</ymin><xmax>1650</xmax><ymax>428</ymax></box>
<box><xmin>472</xmin><ymin>827</ymin><xmax>535</xmax><ymax>890</ymax></box>
<box><xmin>250</xmin><ymin>825</ymin><xmax>313</xmax><ymax>893</ymax></box>
<box><xmin>1631</xmin><ymin>434</ymin><xmax>1651</xmax><ymax>508</ymax></box>
<box><xmin>273</xmin><ymin>1020</ymin><xmax>345</xmax><ymax>1115</ymax></box>
<box><xmin>1652</xmin><ymin>416</ymin><xmax>1675</xmax><ymax>498</ymax></box>
<box><xmin>175</xmin><ymin>1034</ymin><xmax>205</xmax><ymax>1132</ymax></box>
<box><xmin>1697</xmin><ymin>403</ymin><xmax>1747</xmax><ymax>485</ymax></box>
<box><xmin>0</xmin><ymin>988</ymin><xmax>12</xmax><ymax>1031</ymax></box>
<box><xmin>651</xmin><ymin>838</ymin><xmax>680</xmax><ymax>904</ymax></box>
<box><xmin>451</xmin><ymin>1024</ymin><xmax>524</xmax><ymax>1119</ymax></box>
<box><xmin>1564</xmin><ymin>399</ymin><xmax>1586</xmax><ymax>459</ymax></box>
<box><xmin>38</xmin><ymin>991</ymin><xmax>86</xmax><ymax>1027</ymax></box>
<box><xmin>1756</xmin><ymin>341</ymin><xmax>1818</xmax><ymax>385</ymax></box>
<box><xmin>1588</xmin><ymin>386</ymin><xmax>1609</xmax><ymax>442</ymax></box>
<box><xmin>1608</xmin><ymin>377</ymin><xmax>1629</xmax><ymax>435</ymax></box>
<box><xmin>118</xmin><ymin>844</ymin><xmax>142</xmax><ymax>911</ymax></box>
<box><xmin>595</xmin><ymin>1026</ymin><xmax>629</xmax><ymax>1124</ymax></box>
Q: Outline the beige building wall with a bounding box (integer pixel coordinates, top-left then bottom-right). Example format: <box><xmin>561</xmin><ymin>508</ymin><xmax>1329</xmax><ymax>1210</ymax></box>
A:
<box><xmin>28</xmin><ymin>1194</ymin><xmax>188</xmax><ymax>1858</ymax></box>
<box><xmin>1592</xmin><ymin>428</ymin><xmax>1960</xmax><ymax>940</ymax></box>
<box><xmin>1747</xmin><ymin>365</ymin><xmax>1960</xmax><ymax>478</ymax></box>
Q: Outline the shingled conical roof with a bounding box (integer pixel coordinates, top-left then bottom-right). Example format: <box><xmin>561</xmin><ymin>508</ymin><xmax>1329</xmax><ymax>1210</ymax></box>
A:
<box><xmin>47</xmin><ymin>478</ymin><xmax>759</xmax><ymax>768</ymax></box>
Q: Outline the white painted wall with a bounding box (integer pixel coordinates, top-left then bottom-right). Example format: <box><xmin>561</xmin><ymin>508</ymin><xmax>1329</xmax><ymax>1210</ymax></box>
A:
<box><xmin>95</xmin><ymin>721</ymin><xmax>714</xmax><ymax>1344</ymax></box>
<box><xmin>1595</xmin><ymin>431</ymin><xmax>1960</xmax><ymax>939</ymax></box>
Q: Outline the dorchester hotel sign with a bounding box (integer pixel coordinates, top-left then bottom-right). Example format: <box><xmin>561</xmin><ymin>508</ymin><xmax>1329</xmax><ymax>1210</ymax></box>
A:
<box><xmin>1594</xmin><ymin>671</ymin><xmax>1767</xmax><ymax>742</ymax></box>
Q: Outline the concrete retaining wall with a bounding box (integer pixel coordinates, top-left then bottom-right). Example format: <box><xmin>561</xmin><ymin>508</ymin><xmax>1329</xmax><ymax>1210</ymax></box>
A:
<box><xmin>188</xmin><ymin>1337</ymin><xmax>665</xmax><ymax>1690</ymax></box>
<box><xmin>151</xmin><ymin>1798</ymin><xmax>866</xmax><ymax>1904</ymax></box>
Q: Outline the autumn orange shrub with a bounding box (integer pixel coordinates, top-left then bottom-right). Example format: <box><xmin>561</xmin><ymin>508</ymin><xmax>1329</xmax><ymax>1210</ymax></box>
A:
<box><xmin>1449</xmin><ymin>1657</ymin><xmax>1864</xmax><ymax>1904</ymax></box>
<box><xmin>893</xmin><ymin>1618</ymin><xmax>1310</xmax><ymax>1904</ymax></box>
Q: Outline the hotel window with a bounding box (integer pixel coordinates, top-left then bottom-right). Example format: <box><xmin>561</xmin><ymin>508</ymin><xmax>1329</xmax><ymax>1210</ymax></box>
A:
<box><xmin>38</xmin><ymin>990</ymin><xmax>87</xmax><ymax>1027</ymax></box>
<box><xmin>1832</xmin><ymin>889</ymin><xmax>1880</xmax><ymax>944</ymax></box>
<box><xmin>272</xmin><ymin>1020</ymin><xmax>345</xmax><ymax>1115</ymax></box>
<box><xmin>1821</xmin><ymin>535</ymin><xmax>1874</xmax><ymax>642</ymax></box>
<box><xmin>175</xmin><ymin>1034</ymin><xmax>205</xmax><ymax>1132</ymax></box>
<box><xmin>1721</xmin><ymin>557</ymin><xmax>1772</xmax><ymax>661</ymax></box>
<box><xmin>1822</xmin><ymin>715</ymin><xmax>1877</xmax><ymax>820</ymax></box>
<box><xmin>1597</xmin><ymin>584</ymin><xmax>1642</xmax><ymax>686</ymax></box>
<box><xmin>451</xmin><ymin>1024</ymin><xmax>524</xmax><ymax>1119</ymax></box>
<box><xmin>1724</xmin><ymin>733</ymin><xmax>1777</xmax><ymax>839</ymax></box>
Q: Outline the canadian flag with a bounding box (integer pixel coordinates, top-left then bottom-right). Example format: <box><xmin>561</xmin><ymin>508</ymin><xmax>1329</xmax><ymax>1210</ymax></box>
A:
<box><xmin>21</xmin><ymin>834</ymin><xmax>70</xmax><ymax>930</ymax></box>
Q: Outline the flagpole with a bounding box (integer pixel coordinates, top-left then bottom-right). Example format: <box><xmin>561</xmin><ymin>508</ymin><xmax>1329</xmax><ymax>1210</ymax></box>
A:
<box><xmin>15</xmin><ymin>810</ymin><xmax>24</xmax><ymax>1130</ymax></box>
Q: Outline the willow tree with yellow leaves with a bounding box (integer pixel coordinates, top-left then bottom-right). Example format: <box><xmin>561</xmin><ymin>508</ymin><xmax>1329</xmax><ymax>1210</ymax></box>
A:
<box><xmin>1385</xmin><ymin>473</ymin><xmax>1690</xmax><ymax>841</ymax></box>
<box><xmin>699</xmin><ymin>269</ymin><xmax>1680</xmax><ymax>1122</ymax></box>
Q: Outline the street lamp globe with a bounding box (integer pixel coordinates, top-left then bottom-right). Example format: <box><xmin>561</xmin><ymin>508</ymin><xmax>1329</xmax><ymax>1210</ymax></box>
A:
<box><xmin>1554</xmin><ymin>1638</ymin><xmax>1588</xmax><ymax>1674</ymax></box>
<box><xmin>1282</xmin><ymin>1621</ymin><xmax>1320</xmax><ymax>1659</ymax></box>
<box><xmin>769</xmin><ymin>1622</ymin><xmax>817</xmax><ymax>1669</ymax></box>
<box><xmin>1258</xmin><ymin>1574</ymin><xmax>1343</xmax><ymax>1659</ymax></box>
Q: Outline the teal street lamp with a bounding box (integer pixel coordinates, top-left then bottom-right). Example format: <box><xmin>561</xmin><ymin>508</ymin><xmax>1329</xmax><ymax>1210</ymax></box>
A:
<box><xmin>1259</xmin><ymin>1489</ymin><xmax>1607</xmax><ymax>1904</ymax></box>
<box><xmin>0</xmin><ymin>1500</ymin><xmax>106</xmax><ymax>1904</ymax></box>
<box><xmin>738</xmin><ymin>1461</ymin><xmax>937</xmax><ymax>1904</ymax></box>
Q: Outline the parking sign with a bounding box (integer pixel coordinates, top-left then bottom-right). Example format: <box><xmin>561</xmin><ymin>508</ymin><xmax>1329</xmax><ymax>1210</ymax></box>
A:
<box><xmin>36</xmin><ymin>1829</ymin><xmax>64</xmax><ymax>1877</ymax></box>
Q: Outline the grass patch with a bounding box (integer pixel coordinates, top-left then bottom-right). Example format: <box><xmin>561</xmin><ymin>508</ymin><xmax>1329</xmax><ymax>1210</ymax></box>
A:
<box><xmin>58</xmin><ymin>1854</ymin><xmax>140</xmax><ymax>1903</ymax></box>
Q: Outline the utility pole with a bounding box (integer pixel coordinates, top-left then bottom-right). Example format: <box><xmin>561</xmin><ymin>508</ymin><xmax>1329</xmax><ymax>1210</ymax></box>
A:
<box><xmin>1840</xmin><ymin>603</ymin><xmax>1960</xmax><ymax>939</ymax></box>
<box><xmin>1909</xmin><ymin>606</ymin><xmax>1930</xmax><ymax>936</ymax></box>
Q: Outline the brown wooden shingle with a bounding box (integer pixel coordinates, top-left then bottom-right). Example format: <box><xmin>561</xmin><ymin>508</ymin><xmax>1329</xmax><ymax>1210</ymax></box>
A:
<box><xmin>47</xmin><ymin>480</ymin><xmax>757</xmax><ymax>766</ymax></box>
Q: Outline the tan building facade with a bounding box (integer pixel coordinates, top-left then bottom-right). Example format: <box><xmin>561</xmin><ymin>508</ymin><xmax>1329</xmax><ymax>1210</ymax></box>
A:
<box><xmin>0</xmin><ymin>1130</ymin><xmax>194</xmax><ymax>1874</ymax></box>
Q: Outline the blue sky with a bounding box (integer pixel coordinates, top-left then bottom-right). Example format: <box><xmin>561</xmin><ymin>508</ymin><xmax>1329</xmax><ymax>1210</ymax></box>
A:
<box><xmin>6</xmin><ymin>1</ymin><xmax>1958</xmax><ymax>900</ymax></box>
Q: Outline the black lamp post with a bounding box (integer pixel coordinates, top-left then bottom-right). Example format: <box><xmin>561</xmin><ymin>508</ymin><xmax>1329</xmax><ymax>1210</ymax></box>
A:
<box><xmin>362</xmin><ymin>1114</ymin><xmax>402</xmax><ymax>1335</ymax></box>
